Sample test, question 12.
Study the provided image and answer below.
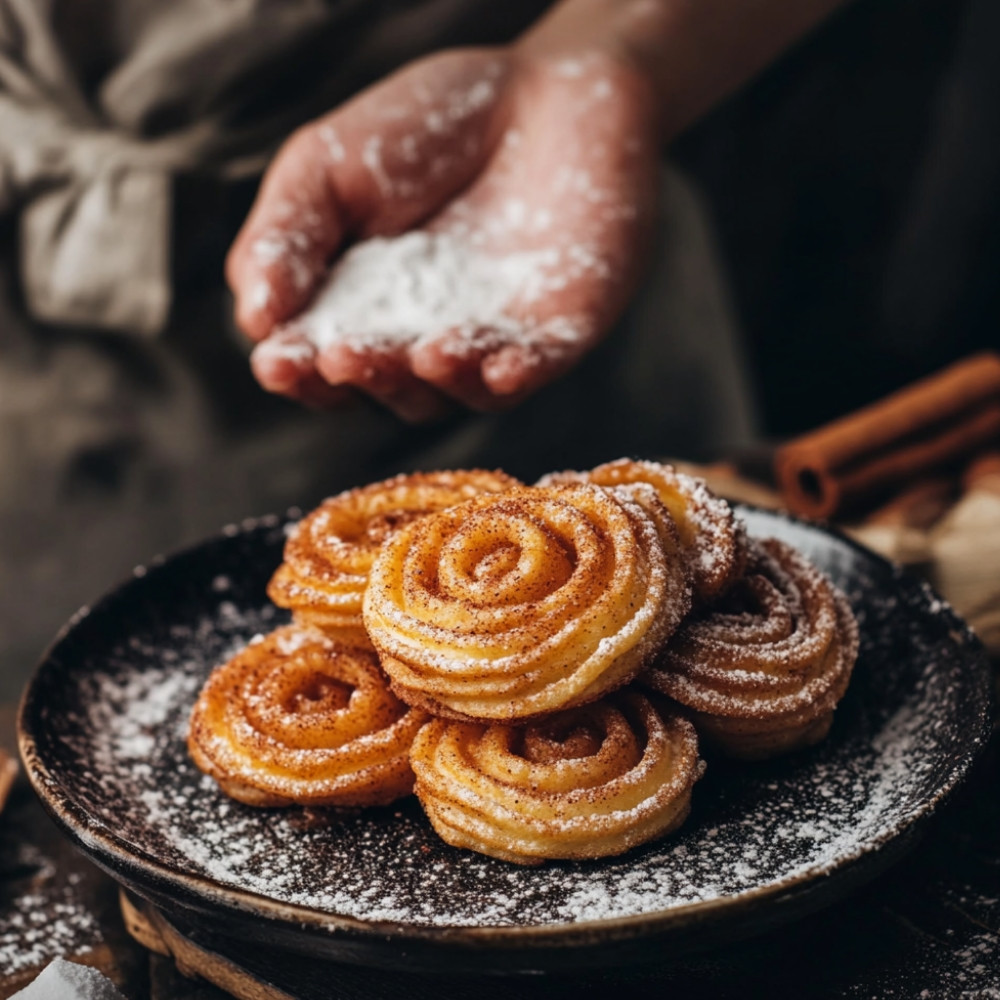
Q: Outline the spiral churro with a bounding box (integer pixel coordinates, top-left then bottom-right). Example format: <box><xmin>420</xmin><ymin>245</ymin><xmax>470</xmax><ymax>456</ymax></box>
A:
<box><xmin>268</xmin><ymin>469</ymin><xmax>520</xmax><ymax>634</ymax></box>
<box><xmin>645</xmin><ymin>538</ymin><xmax>858</xmax><ymax>760</ymax></box>
<box><xmin>540</xmin><ymin>459</ymin><xmax>747</xmax><ymax>604</ymax></box>
<box><xmin>363</xmin><ymin>483</ymin><xmax>692</xmax><ymax>722</ymax></box>
<box><xmin>189</xmin><ymin>458</ymin><xmax>860</xmax><ymax>865</ymax></box>
<box><xmin>188</xmin><ymin>625</ymin><xmax>427</xmax><ymax>807</ymax></box>
<box><xmin>410</xmin><ymin>692</ymin><xmax>702</xmax><ymax>864</ymax></box>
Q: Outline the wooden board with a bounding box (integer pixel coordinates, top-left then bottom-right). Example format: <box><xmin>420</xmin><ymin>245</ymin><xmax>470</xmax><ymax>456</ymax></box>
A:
<box><xmin>122</xmin><ymin>895</ymin><xmax>290</xmax><ymax>1000</ymax></box>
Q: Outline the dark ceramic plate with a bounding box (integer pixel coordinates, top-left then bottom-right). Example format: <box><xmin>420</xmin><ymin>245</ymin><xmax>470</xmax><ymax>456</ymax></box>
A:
<box><xmin>19</xmin><ymin>509</ymin><xmax>993</xmax><ymax>974</ymax></box>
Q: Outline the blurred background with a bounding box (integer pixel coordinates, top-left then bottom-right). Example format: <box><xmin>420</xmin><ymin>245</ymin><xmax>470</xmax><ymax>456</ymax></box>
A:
<box><xmin>1</xmin><ymin>0</ymin><xmax>998</xmax><ymax>701</ymax></box>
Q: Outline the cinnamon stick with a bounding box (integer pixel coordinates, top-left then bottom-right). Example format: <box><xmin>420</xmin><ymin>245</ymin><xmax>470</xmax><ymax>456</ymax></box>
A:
<box><xmin>775</xmin><ymin>352</ymin><xmax>1000</xmax><ymax>519</ymax></box>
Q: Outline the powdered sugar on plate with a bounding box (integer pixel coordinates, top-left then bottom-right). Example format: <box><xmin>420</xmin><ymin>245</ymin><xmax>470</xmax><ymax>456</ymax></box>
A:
<box><xmin>23</xmin><ymin>509</ymin><xmax>991</xmax><ymax>935</ymax></box>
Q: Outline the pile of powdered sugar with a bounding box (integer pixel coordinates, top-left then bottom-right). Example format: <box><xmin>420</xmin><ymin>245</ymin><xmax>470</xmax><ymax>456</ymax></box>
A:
<box><xmin>10</xmin><ymin>958</ymin><xmax>126</xmax><ymax>1000</ymax></box>
<box><xmin>285</xmin><ymin>231</ymin><xmax>559</xmax><ymax>354</ymax></box>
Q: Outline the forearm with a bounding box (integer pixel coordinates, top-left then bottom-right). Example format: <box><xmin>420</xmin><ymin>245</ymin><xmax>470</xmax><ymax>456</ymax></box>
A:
<box><xmin>520</xmin><ymin>0</ymin><xmax>851</xmax><ymax>141</ymax></box>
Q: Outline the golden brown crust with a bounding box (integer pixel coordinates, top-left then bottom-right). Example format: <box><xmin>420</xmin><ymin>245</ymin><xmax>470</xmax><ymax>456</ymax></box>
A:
<box><xmin>363</xmin><ymin>483</ymin><xmax>692</xmax><ymax>722</ymax></box>
<box><xmin>540</xmin><ymin>459</ymin><xmax>748</xmax><ymax>604</ymax></box>
<box><xmin>644</xmin><ymin>537</ymin><xmax>859</xmax><ymax>760</ymax></box>
<box><xmin>268</xmin><ymin>469</ymin><xmax>521</xmax><ymax>632</ymax></box>
<box><xmin>187</xmin><ymin>625</ymin><xmax>428</xmax><ymax>807</ymax></box>
<box><xmin>410</xmin><ymin>691</ymin><xmax>703</xmax><ymax>864</ymax></box>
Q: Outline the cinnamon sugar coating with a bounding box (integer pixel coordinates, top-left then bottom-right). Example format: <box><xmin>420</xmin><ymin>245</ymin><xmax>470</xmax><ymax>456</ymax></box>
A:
<box><xmin>644</xmin><ymin>537</ymin><xmax>859</xmax><ymax>760</ymax></box>
<box><xmin>268</xmin><ymin>469</ymin><xmax>520</xmax><ymax>632</ymax></box>
<box><xmin>410</xmin><ymin>691</ymin><xmax>703</xmax><ymax>864</ymax></box>
<box><xmin>540</xmin><ymin>459</ymin><xmax>748</xmax><ymax>604</ymax></box>
<box><xmin>363</xmin><ymin>483</ymin><xmax>692</xmax><ymax>722</ymax></box>
<box><xmin>188</xmin><ymin>625</ymin><xmax>427</xmax><ymax>807</ymax></box>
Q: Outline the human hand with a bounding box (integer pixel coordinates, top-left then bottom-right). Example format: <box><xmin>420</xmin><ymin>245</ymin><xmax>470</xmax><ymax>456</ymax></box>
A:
<box><xmin>226</xmin><ymin>43</ymin><xmax>660</xmax><ymax>420</ymax></box>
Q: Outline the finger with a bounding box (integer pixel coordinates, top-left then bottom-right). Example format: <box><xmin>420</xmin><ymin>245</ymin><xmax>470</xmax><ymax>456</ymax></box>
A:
<box><xmin>410</xmin><ymin>298</ymin><xmax>600</xmax><ymax>409</ymax></box>
<box><xmin>227</xmin><ymin>128</ymin><xmax>346</xmax><ymax>341</ymax></box>
<box><xmin>250</xmin><ymin>331</ymin><xmax>357</xmax><ymax>409</ymax></box>
<box><xmin>250</xmin><ymin>327</ymin><xmax>319</xmax><ymax>392</ymax></box>
<box><xmin>408</xmin><ymin>327</ymin><xmax>518</xmax><ymax>411</ymax></box>
<box><xmin>315</xmin><ymin>341</ymin><xmax>455</xmax><ymax>423</ymax></box>
<box><xmin>480</xmin><ymin>316</ymin><xmax>595</xmax><ymax>398</ymax></box>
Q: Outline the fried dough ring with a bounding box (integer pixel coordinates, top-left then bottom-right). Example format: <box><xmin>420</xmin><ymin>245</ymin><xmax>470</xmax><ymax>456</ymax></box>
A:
<box><xmin>364</xmin><ymin>483</ymin><xmax>691</xmax><ymax>722</ymax></box>
<box><xmin>268</xmin><ymin>469</ymin><xmax>520</xmax><ymax>633</ymax></box>
<box><xmin>644</xmin><ymin>537</ymin><xmax>859</xmax><ymax>760</ymax></box>
<box><xmin>188</xmin><ymin>625</ymin><xmax>427</xmax><ymax>807</ymax></box>
<box><xmin>410</xmin><ymin>692</ymin><xmax>702</xmax><ymax>864</ymax></box>
<box><xmin>540</xmin><ymin>458</ymin><xmax>747</xmax><ymax>604</ymax></box>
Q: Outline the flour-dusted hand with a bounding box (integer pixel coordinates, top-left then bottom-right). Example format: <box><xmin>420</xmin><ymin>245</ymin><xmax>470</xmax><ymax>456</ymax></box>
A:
<box><xmin>226</xmin><ymin>45</ymin><xmax>660</xmax><ymax>420</ymax></box>
<box><xmin>228</xmin><ymin>0</ymin><xmax>851</xmax><ymax>419</ymax></box>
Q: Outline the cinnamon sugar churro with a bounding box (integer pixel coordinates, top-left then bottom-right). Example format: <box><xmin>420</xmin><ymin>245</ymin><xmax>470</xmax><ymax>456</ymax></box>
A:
<box><xmin>190</xmin><ymin>460</ymin><xmax>857</xmax><ymax>862</ymax></box>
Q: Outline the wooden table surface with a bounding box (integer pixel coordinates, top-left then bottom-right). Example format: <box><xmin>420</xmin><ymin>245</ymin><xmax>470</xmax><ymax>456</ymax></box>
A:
<box><xmin>2</xmin><ymin>697</ymin><xmax>999</xmax><ymax>1000</ymax></box>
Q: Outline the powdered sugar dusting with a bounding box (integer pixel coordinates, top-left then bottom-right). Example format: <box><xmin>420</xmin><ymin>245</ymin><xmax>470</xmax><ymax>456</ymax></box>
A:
<box><xmin>25</xmin><ymin>510</ymin><xmax>990</xmax><ymax>934</ymax></box>
<box><xmin>0</xmin><ymin>855</ymin><xmax>101</xmax><ymax>975</ymax></box>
